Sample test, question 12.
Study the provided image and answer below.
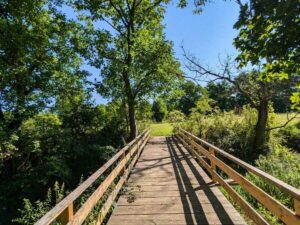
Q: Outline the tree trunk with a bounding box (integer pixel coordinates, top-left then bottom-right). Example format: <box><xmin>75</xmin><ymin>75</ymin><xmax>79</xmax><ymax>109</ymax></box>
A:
<box><xmin>253</xmin><ymin>100</ymin><xmax>269</xmax><ymax>156</ymax></box>
<box><xmin>128</xmin><ymin>99</ymin><xmax>137</xmax><ymax>140</ymax></box>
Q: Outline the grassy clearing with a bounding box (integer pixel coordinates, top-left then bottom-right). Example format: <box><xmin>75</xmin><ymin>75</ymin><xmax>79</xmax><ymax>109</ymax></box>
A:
<box><xmin>273</xmin><ymin>113</ymin><xmax>300</xmax><ymax>126</ymax></box>
<box><xmin>150</xmin><ymin>123</ymin><xmax>173</xmax><ymax>136</ymax></box>
<box><xmin>148</xmin><ymin>113</ymin><xmax>299</xmax><ymax>137</ymax></box>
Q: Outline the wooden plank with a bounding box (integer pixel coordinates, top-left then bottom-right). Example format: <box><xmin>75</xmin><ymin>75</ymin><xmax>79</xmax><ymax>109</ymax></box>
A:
<box><xmin>35</xmin><ymin>129</ymin><xmax>149</xmax><ymax>225</ymax></box>
<box><xmin>176</xmin><ymin>134</ymin><xmax>269</xmax><ymax>225</ymax></box>
<box><xmin>117</xmin><ymin>195</ymin><xmax>229</xmax><ymax>206</ymax></box>
<box><xmin>178</xmin><ymin>132</ymin><xmax>300</xmax><ymax>225</ymax></box>
<box><xmin>60</xmin><ymin>204</ymin><xmax>73</xmax><ymax>225</ymax></box>
<box><xmin>180</xmin><ymin>128</ymin><xmax>300</xmax><ymax>201</ymax></box>
<box><xmin>107</xmin><ymin>136</ymin><xmax>246</xmax><ymax>225</ymax></box>
<box><xmin>113</xmin><ymin>203</ymin><xmax>236</xmax><ymax>215</ymax></box>
<box><xmin>70</xmin><ymin>132</ymin><xmax>150</xmax><ymax>225</ymax></box>
<box><xmin>107</xmin><ymin>212</ymin><xmax>246</xmax><ymax>225</ymax></box>
<box><xmin>210</xmin><ymin>153</ymin><xmax>300</xmax><ymax>225</ymax></box>
<box><xmin>95</xmin><ymin>135</ymin><xmax>147</xmax><ymax>225</ymax></box>
<box><xmin>295</xmin><ymin>198</ymin><xmax>300</xmax><ymax>216</ymax></box>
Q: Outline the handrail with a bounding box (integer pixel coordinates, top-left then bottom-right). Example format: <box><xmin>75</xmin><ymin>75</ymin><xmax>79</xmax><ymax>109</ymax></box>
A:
<box><xmin>177</xmin><ymin>128</ymin><xmax>300</xmax><ymax>225</ymax></box>
<box><xmin>179</xmin><ymin>128</ymin><xmax>300</xmax><ymax>200</ymax></box>
<box><xmin>35</xmin><ymin>129</ymin><xmax>150</xmax><ymax>225</ymax></box>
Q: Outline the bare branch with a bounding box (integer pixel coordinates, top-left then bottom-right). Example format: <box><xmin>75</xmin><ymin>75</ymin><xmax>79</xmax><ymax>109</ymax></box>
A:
<box><xmin>182</xmin><ymin>46</ymin><xmax>257</xmax><ymax>107</ymax></box>
<box><xmin>267</xmin><ymin>112</ymin><xmax>300</xmax><ymax>131</ymax></box>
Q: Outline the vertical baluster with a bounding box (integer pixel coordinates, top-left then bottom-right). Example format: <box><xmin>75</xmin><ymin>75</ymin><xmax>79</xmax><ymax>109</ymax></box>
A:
<box><xmin>209</xmin><ymin>146</ymin><xmax>217</xmax><ymax>182</ymax></box>
<box><xmin>190</xmin><ymin>137</ymin><xmax>196</xmax><ymax>159</ymax></box>
<box><xmin>295</xmin><ymin>198</ymin><xmax>300</xmax><ymax>216</ymax></box>
<box><xmin>60</xmin><ymin>203</ymin><xmax>74</xmax><ymax>225</ymax></box>
<box><xmin>121</xmin><ymin>150</ymin><xmax>126</xmax><ymax>175</ymax></box>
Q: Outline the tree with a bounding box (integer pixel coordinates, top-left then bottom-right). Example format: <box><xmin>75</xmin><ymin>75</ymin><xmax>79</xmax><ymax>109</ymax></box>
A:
<box><xmin>0</xmin><ymin>1</ymin><xmax>89</xmax><ymax>222</ymax></box>
<box><xmin>234</xmin><ymin>0</ymin><xmax>300</xmax><ymax>110</ymax></box>
<box><xmin>74</xmin><ymin>0</ymin><xmax>181</xmax><ymax>140</ymax></box>
<box><xmin>190</xmin><ymin>93</ymin><xmax>215</xmax><ymax>138</ymax></box>
<box><xmin>152</xmin><ymin>99</ymin><xmax>167</xmax><ymax>122</ymax></box>
<box><xmin>0</xmin><ymin>0</ymin><xmax>87</xmax><ymax>132</ymax></box>
<box><xmin>167</xmin><ymin>80</ymin><xmax>204</xmax><ymax>115</ymax></box>
<box><xmin>183</xmin><ymin>49</ymin><xmax>299</xmax><ymax>156</ymax></box>
<box><xmin>167</xmin><ymin>110</ymin><xmax>185</xmax><ymax>123</ymax></box>
<box><xmin>206</xmin><ymin>81</ymin><xmax>236</xmax><ymax>111</ymax></box>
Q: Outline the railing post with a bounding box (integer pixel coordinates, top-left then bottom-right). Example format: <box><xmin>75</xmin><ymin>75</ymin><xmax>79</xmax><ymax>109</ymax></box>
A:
<box><xmin>295</xmin><ymin>198</ymin><xmax>300</xmax><ymax>216</ymax></box>
<box><xmin>189</xmin><ymin>136</ymin><xmax>197</xmax><ymax>159</ymax></box>
<box><xmin>137</xmin><ymin>135</ymin><xmax>141</xmax><ymax>157</ymax></box>
<box><xmin>121</xmin><ymin>150</ymin><xmax>126</xmax><ymax>175</ymax></box>
<box><xmin>209</xmin><ymin>146</ymin><xmax>217</xmax><ymax>182</ymax></box>
<box><xmin>60</xmin><ymin>203</ymin><xmax>74</xmax><ymax>225</ymax></box>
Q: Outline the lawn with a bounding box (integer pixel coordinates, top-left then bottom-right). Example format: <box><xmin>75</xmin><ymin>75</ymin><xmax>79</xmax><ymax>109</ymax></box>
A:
<box><xmin>274</xmin><ymin>113</ymin><xmax>300</xmax><ymax>126</ymax></box>
<box><xmin>150</xmin><ymin>123</ymin><xmax>174</xmax><ymax>136</ymax></box>
<box><xmin>148</xmin><ymin>113</ymin><xmax>299</xmax><ymax>137</ymax></box>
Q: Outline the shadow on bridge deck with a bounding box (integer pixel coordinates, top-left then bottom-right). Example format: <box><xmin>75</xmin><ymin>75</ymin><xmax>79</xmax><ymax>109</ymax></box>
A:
<box><xmin>107</xmin><ymin>136</ymin><xmax>246</xmax><ymax>225</ymax></box>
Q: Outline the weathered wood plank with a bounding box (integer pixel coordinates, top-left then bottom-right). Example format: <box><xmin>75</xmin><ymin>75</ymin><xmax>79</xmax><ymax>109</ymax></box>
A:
<box><xmin>107</xmin><ymin>137</ymin><xmax>246</xmax><ymax>225</ymax></box>
<box><xmin>179</xmin><ymin>130</ymin><xmax>300</xmax><ymax>225</ymax></box>
<box><xmin>35</xmin><ymin>129</ymin><xmax>149</xmax><ymax>225</ymax></box>
<box><xmin>180</xmin><ymin>128</ymin><xmax>300</xmax><ymax>201</ymax></box>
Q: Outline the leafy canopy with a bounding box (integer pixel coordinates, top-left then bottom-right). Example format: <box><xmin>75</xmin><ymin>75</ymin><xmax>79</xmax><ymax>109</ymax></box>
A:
<box><xmin>234</xmin><ymin>0</ymin><xmax>300</xmax><ymax>109</ymax></box>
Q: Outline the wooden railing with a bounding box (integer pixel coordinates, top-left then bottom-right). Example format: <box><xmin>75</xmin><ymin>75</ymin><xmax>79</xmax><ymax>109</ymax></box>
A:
<box><xmin>176</xmin><ymin>128</ymin><xmax>300</xmax><ymax>225</ymax></box>
<box><xmin>35</xmin><ymin>129</ymin><xmax>150</xmax><ymax>225</ymax></box>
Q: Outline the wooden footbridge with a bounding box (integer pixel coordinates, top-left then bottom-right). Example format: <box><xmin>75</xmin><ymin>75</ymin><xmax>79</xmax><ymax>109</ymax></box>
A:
<box><xmin>35</xmin><ymin>129</ymin><xmax>300</xmax><ymax>225</ymax></box>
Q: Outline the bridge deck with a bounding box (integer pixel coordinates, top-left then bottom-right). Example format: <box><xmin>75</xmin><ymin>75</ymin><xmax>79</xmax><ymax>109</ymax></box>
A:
<box><xmin>107</xmin><ymin>136</ymin><xmax>246</xmax><ymax>225</ymax></box>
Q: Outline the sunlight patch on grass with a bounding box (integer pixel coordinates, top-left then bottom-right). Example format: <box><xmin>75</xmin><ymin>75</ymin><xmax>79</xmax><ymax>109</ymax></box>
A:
<box><xmin>150</xmin><ymin>123</ymin><xmax>174</xmax><ymax>136</ymax></box>
<box><xmin>274</xmin><ymin>113</ymin><xmax>300</xmax><ymax>126</ymax></box>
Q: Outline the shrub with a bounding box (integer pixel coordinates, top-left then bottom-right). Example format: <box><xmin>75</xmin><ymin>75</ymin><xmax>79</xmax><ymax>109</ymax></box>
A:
<box><xmin>152</xmin><ymin>99</ymin><xmax>167</xmax><ymax>122</ymax></box>
<box><xmin>236</xmin><ymin>145</ymin><xmax>300</xmax><ymax>224</ymax></box>
<box><xmin>14</xmin><ymin>182</ymin><xmax>66</xmax><ymax>225</ymax></box>
<box><xmin>279</xmin><ymin>122</ymin><xmax>300</xmax><ymax>152</ymax></box>
<box><xmin>167</xmin><ymin>110</ymin><xmax>185</xmax><ymax>123</ymax></box>
<box><xmin>182</xmin><ymin>106</ymin><xmax>258</xmax><ymax>161</ymax></box>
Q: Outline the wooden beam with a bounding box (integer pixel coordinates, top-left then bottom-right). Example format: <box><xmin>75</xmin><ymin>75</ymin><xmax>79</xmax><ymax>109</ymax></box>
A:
<box><xmin>176</xmin><ymin>134</ymin><xmax>268</xmax><ymax>224</ymax></box>
<box><xmin>179</xmin><ymin>128</ymin><xmax>300</xmax><ymax>201</ymax></box>
<box><xmin>60</xmin><ymin>203</ymin><xmax>73</xmax><ymax>225</ymax></box>
<box><xmin>178</xmin><ymin>131</ymin><xmax>300</xmax><ymax>225</ymax></box>
<box><xmin>176</xmin><ymin>134</ymin><xmax>269</xmax><ymax>225</ymax></box>
<box><xmin>34</xmin><ymin>129</ymin><xmax>149</xmax><ymax>225</ymax></box>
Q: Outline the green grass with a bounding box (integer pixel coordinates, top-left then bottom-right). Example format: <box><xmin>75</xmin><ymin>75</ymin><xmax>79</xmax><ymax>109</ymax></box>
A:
<box><xmin>273</xmin><ymin>113</ymin><xmax>300</xmax><ymax>126</ymax></box>
<box><xmin>150</xmin><ymin>123</ymin><xmax>174</xmax><ymax>136</ymax></box>
<box><xmin>148</xmin><ymin>113</ymin><xmax>299</xmax><ymax>137</ymax></box>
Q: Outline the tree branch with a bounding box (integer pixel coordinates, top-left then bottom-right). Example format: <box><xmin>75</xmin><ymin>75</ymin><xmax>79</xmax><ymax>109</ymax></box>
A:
<box><xmin>182</xmin><ymin>46</ymin><xmax>257</xmax><ymax>107</ymax></box>
<box><xmin>267</xmin><ymin>112</ymin><xmax>300</xmax><ymax>131</ymax></box>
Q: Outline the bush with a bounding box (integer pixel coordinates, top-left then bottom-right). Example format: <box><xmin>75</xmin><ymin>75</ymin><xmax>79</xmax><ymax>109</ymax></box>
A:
<box><xmin>14</xmin><ymin>182</ymin><xmax>66</xmax><ymax>225</ymax></box>
<box><xmin>167</xmin><ymin>110</ymin><xmax>185</xmax><ymax>123</ymax></box>
<box><xmin>152</xmin><ymin>99</ymin><xmax>167</xmax><ymax>122</ymax></box>
<box><xmin>279</xmin><ymin>122</ymin><xmax>300</xmax><ymax>152</ymax></box>
<box><xmin>182</xmin><ymin>106</ymin><xmax>258</xmax><ymax>161</ymax></box>
<box><xmin>236</xmin><ymin>145</ymin><xmax>300</xmax><ymax>224</ymax></box>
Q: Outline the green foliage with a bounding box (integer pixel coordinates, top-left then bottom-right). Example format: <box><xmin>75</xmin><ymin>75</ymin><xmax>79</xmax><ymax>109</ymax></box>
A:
<box><xmin>136</xmin><ymin>101</ymin><xmax>153</xmax><ymax>122</ymax></box>
<box><xmin>166</xmin><ymin>80</ymin><xmax>204</xmax><ymax>115</ymax></box>
<box><xmin>14</xmin><ymin>182</ymin><xmax>66</xmax><ymax>225</ymax></box>
<box><xmin>206</xmin><ymin>81</ymin><xmax>249</xmax><ymax>111</ymax></box>
<box><xmin>234</xmin><ymin>1</ymin><xmax>300</xmax><ymax>109</ymax></box>
<box><xmin>0</xmin><ymin>0</ymin><xmax>88</xmax><ymax>131</ymax></box>
<box><xmin>73</xmin><ymin>0</ymin><xmax>181</xmax><ymax>139</ymax></box>
<box><xmin>278</xmin><ymin>122</ymin><xmax>300</xmax><ymax>153</ymax></box>
<box><xmin>167</xmin><ymin>110</ymin><xmax>185</xmax><ymax>123</ymax></box>
<box><xmin>0</xmin><ymin>101</ymin><xmax>125</xmax><ymax>223</ymax></box>
<box><xmin>183</xmin><ymin>106</ymin><xmax>261</xmax><ymax>161</ymax></box>
<box><xmin>236</xmin><ymin>145</ymin><xmax>300</xmax><ymax>224</ymax></box>
<box><xmin>152</xmin><ymin>99</ymin><xmax>168</xmax><ymax>122</ymax></box>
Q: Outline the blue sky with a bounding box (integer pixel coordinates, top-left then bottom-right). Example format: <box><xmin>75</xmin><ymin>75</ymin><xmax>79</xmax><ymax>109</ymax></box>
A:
<box><xmin>70</xmin><ymin>1</ymin><xmax>240</xmax><ymax>104</ymax></box>
<box><xmin>164</xmin><ymin>1</ymin><xmax>239</xmax><ymax>67</ymax></box>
